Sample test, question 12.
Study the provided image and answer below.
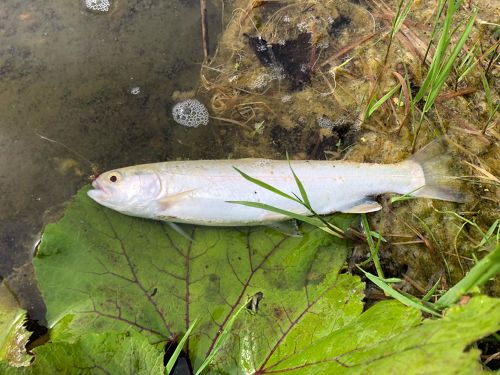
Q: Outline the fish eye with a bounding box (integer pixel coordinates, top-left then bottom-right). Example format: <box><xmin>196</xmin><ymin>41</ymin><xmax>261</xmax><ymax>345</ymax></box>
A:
<box><xmin>108</xmin><ymin>171</ymin><xmax>121</xmax><ymax>182</ymax></box>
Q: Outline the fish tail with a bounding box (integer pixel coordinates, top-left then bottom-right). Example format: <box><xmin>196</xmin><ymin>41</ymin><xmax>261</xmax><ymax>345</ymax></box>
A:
<box><xmin>408</xmin><ymin>138</ymin><xmax>466</xmax><ymax>203</ymax></box>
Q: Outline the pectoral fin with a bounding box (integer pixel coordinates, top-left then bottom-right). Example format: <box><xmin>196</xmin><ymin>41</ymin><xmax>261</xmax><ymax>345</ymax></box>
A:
<box><xmin>166</xmin><ymin>222</ymin><xmax>194</xmax><ymax>242</ymax></box>
<box><xmin>266</xmin><ymin>220</ymin><xmax>302</xmax><ymax>237</ymax></box>
<box><xmin>342</xmin><ymin>200</ymin><xmax>382</xmax><ymax>213</ymax></box>
<box><xmin>157</xmin><ymin>189</ymin><xmax>196</xmax><ymax>209</ymax></box>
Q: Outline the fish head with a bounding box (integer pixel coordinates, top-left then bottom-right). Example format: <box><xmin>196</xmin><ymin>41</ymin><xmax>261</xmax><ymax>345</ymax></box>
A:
<box><xmin>87</xmin><ymin>167</ymin><xmax>162</xmax><ymax>215</ymax></box>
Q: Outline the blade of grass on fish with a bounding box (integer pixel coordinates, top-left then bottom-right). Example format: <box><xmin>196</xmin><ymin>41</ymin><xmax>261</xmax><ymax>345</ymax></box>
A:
<box><xmin>233</xmin><ymin>165</ymin><xmax>344</xmax><ymax>237</ymax></box>
<box><xmin>286</xmin><ymin>152</ymin><xmax>311</xmax><ymax>208</ymax></box>
<box><xmin>435</xmin><ymin>244</ymin><xmax>500</xmax><ymax>310</ymax></box>
<box><xmin>357</xmin><ymin>266</ymin><xmax>440</xmax><ymax>316</ymax></box>
<box><xmin>195</xmin><ymin>299</ymin><xmax>248</xmax><ymax>375</ymax></box>
<box><xmin>361</xmin><ymin>214</ymin><xmax>384</xmax><ymax>278</ymax></box>
<box><xmin>166</xmin><ymin>318</ymin><xmax>198</xmax><ymax>374</ymax></box>
<box><xmin>233</xmin><ymin>167</ymin><xmax>301</xmax><ymax>205</ymax></box>
<box><xmin>229</xmin><ymin>201</ymin><xmax>343</xmax><ymax>238</ymax></box>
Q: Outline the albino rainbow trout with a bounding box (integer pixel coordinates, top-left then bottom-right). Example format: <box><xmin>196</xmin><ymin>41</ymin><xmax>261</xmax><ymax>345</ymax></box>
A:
<box><xmin>88</xmin><ymin>141</ymin><xmax>463</xmax><ymax>225</ymax></box>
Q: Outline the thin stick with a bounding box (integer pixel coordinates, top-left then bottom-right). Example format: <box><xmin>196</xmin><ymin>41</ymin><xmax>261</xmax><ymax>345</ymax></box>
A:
<box><xmin>435</xmin><ymin>87</ymin><xmax>477</xmax><ymax>103</ymax></box>
<box><xmin>392</xmin><ymin>71</ymin><xmax>411</xmax><ymax>132</ymax></box>
<box><xmin>36</xmin><ymin>133</ymin><xmax>95</xmax><ymax>168</ymax></box>
<box><xmin>319</xmin><ymin>32</ymin><xmax>379</xmax><ymax>68</ymax></box>
<box><xmin>200</xmin><ymin>0</ymin><xmax>209</xmax><ymax>61</ymax></box>
<box><xmin>209</xmin><ymin>116</ymin><xmax>254</xmax><ymax>131</ymax></box>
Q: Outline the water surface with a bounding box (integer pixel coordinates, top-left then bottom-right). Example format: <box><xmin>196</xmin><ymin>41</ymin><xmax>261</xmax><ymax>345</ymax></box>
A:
<box><xmin>0</xmin><ymin>0</ymin><xmax>222</xmax><ymax>320</ymax></box>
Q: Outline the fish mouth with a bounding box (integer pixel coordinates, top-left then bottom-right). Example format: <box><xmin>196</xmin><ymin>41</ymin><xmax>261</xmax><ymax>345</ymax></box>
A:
<box><xmin>87</xmin><ymin>180</ymin><xmax>110</xmax><ymax>203</ymax></box>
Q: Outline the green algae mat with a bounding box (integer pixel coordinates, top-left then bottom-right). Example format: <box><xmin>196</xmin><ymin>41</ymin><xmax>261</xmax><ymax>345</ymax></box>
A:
<box><xmin>0</xmin><ymin>188</ymin><xmax>498</xmax><ymax>374</ymax></box>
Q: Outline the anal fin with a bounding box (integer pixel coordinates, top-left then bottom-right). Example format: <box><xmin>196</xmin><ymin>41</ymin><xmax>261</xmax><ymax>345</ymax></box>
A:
<box><xmin>342</xmin><ymin>200</ymin><xmax>382</xmax><ymax>213</ymax></box>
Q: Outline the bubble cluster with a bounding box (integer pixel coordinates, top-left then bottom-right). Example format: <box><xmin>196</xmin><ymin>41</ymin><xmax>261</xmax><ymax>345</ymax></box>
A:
<box><xmin>129</xmin><ymin>86</ymin><xmax>141</xmax><ymax>95</ymax></box>
<box><xmin>85</xmin><ymin>0</ymin><xmax>111</xmax><ymax>12</ymax></box>
<box><xmin>316</xmin><ymin>115</ymin><xmax>335</xmax><ymax>129</ymax></box>
<box><xmin>172</xmin><ymin>99</ymin><xmax>209</xmax><ymax>128</ymax></box>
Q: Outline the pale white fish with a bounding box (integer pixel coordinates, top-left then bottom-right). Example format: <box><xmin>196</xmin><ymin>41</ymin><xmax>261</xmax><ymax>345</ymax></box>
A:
<box><xmin>87</xmin><ymin>141</ymin><xmax>463</xmax><ymax>226</ymax></box>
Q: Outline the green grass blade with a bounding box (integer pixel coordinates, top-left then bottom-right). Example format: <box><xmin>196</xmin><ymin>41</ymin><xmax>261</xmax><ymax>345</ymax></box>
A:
<box><xmin>195</xmin><ymin>301</ymin><xmax>248</xmax><ymax>375</ymax></box>
<box><xmin>357</xmin><ymin>267</ymin><xmax>440</xmax><ymax>316</ymax></box>
<box><xmin>361</xmin><ymin>214</ymin><xmax>384</xmax><ymax>278</ymax></box>
<box><xmin>390</xmin><ymin>185</ymin><xmax>424</xmax><ymax>203</ymax></box>
<box><xmin>435</xmin><ymin>244</ymin><xmax>500</xmax><ymax>309</ymax></box>
<box><xmin>366</xmin><ymin>83</ymin><xmax>401</xmax><ymax>118</ymax></box>
<box><xmin>422</xmin><ymin>277</ymin><xmax>441</xmax><ymax>302</ymax></box>
<box><xmin>479</xmin><ymin>219</ymin><xmax>499</xmax><ymax>247</ymax></box>
<box><xmin>423</xmin><ymin>11</ymin><xmax>477</xmax><ymax>111</ymax></box>
<box><xmin>369</xmin><ymin>231</ymin><xmax>387</xmax><ymax>242</ymax></box>
<box><xmin>414</xmin><ymin>0</ymin><xmax>457</xmax><ymax>103</ymax></box>
<box><xmin>457</xmin><ymin>43</ymin><xmax>478</xmax><ymax>82</ymax></box>
<box><xmin>233</xmin><ymin>167</ymin><xmax>301</xmax><ymax>205</ymax></box>
<box><xmin>229</xmin><ymin>201</ymin><xmax>343</xmax><ymax>238</ymax></box>
<box><xmin>166</xmin><ymin>318</ymin><xmax>198</xmax><ymax>374</ymax></box>
<box><xmin>390</xmin><ymin>0</ymin><xmax>414</xmax><ymax>39</ymax></box>
<box><xmin>287</xmin><ymin>159</ymin><xmax>311</xmax><ymax>208</ymax></box>
<box><xmin>423</xmin><ymin>0</ymin><xmax>447</xmax><ymax>63</ymax></box>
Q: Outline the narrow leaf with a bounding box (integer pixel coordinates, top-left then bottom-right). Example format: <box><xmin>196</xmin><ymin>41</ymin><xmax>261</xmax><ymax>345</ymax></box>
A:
<box><xmin>166</xmin><ymin>318</ymin><xmax>198</xmax><ymax>374</ymax></box>
<box><xmin>358</xmin><ymin>267</ymin><xmax>440</xmax><ymax>316</ymax></box>
<box><xmin>233</xmin><ymin>167</ymin><xmax>301</xmax><ymax>205</ymax></box>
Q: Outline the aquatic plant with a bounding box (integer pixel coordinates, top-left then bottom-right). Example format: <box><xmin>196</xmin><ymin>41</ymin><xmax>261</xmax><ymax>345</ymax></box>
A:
<box><xmin>172</xmin><ymin>99</ymin><xmax>209</xmax><ymax>128</ymax></box>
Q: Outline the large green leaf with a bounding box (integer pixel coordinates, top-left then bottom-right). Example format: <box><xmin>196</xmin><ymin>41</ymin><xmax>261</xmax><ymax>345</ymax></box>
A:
<box><xmin>0</xmin><ymin>330</ymin><xmax>164</xmax><ymax>374</ymax></box>
<box><xmin>33</xmin><ymin>187</ymin><xmax>356</xmax><ymax>371</ymax></box>
<box><xmin>245</xmin><ymin>295</ymin><xmax>499</xmax><ymax>374</ymax></box>
<box><xmin>30</xmin><ymin>188</ymin><xmax>500</xmax><ymax>373</ymax></box>
<box><xmin>0</xmin><ymin>282</ymin><xmax>30</xmax><ymax>367</ymax></box>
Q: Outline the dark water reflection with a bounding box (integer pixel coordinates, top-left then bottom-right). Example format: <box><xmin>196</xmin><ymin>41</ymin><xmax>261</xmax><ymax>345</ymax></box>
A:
<box><xmin>0</xmin><ymin>0</ymin><xmax>221</xmax><ymax>320</ymax></box>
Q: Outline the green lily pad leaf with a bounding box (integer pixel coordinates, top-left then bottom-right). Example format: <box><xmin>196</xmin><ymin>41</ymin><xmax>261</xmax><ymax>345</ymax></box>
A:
<box><xmin>33</xmin><ymin>187</ymin><xmax>356</xmax><ymax>371</ymax></box>
<box><xmin>0</xmin><ymin>282</ymin><xmax>31</xmax><ymax>367</ymax></box>
<box><xmin>0</xmin><ymin>330</ymin><xmax>164</xmax><ymax>374</ymax></box>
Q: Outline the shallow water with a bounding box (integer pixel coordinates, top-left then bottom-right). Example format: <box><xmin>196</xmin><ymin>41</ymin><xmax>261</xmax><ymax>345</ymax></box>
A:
<box><xmin>0</xmin><ymin>0</ymin><xmax>222</xmax><ymax>320</ymax></box>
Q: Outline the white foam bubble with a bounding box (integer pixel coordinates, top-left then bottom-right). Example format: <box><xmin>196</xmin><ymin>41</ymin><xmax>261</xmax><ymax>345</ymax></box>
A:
<box><xmin>172</xmin><ymin>99</ymin><xmax>209</xmax><ymax>128</ymax></box>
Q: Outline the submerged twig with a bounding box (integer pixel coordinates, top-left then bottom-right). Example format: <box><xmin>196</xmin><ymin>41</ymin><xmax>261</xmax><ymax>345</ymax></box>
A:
<box><xmin>435</xmin><ymin>87</ymin><xmax>477</xmax><ymax>103</ymax></box>
<box><xmin>200</xmin><ymin>0</ymin><xmax>209</xmax><ymax>61</ymax></box>
<box><xmin>319</xmin><ymin>32</ymin><xmax>379</xmax><ymax>69</ymax></box>
<box><xmin>209</xmin><ymin>116</ymin><xmax>254</xmax><ymax>131</ymax></box>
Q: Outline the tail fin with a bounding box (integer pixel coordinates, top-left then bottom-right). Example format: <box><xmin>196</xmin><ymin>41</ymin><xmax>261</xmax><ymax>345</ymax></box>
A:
<box><xmin>409</xmin><ymin>138</ymin><xmax>466</xmax><ymax>203</ymax></box>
